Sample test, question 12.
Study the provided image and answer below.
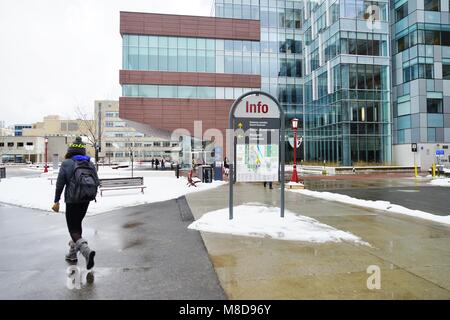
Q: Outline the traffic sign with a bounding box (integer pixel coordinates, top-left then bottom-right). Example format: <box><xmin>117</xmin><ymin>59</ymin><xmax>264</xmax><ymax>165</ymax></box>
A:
<box><xmin>411</xmin><ymin>143</ymin><xmax>417</xmax><ymax>153</ymax></box>
<box><xmin>436</xmin><ymin>149</ymin><xmax>445</xmax><ymax>156</ymax></box>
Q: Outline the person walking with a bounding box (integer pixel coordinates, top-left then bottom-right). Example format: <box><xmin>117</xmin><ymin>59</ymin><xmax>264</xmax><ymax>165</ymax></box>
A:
<box><xmin>161</xmin><ymin>158</ymin><xmax>165</xmax><ymax>171</ymax></box>
<box><xmin>263</xmin><ymin>181</ymin><xmax>273</xmax><ymax>189</ymax></box>
<box><xmin>151</xmin><ymin>158</ymin><xmax>155</xmax><ymax>169</ymax></box>
<box><xmin>52</xmin><ymin>137</ymin><xmax>100</xmax><ymax>270</ymax></box>
<box><xmin>223</xmin><ymin>157</ymin><xmax>230</xmax><ymax>177</ymax></box>
<box><xmin>155</xmin><ymin>158</ymin><xmax>160</xmax><ymax>170</ymax></box>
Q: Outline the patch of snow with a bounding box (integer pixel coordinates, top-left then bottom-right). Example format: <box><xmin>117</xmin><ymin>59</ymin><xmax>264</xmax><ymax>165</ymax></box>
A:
<box><xmin>188</xmin><ymin>204</ymin><xmax>369</xmax><ymax>245</ymax></box>
<box><xmin>429</xmin><ymin>178</ymin><xmax>450</xmax><ymax>187</ymax></box>
<box><xmin>0</xmin><ymin>167</ymin><xmax>225</xmax><ymax>215</ymax></box>
<box><xmin>289</xmin><ymin>189</ymin><xmax>450</xmax><ymax>226</ymax></box>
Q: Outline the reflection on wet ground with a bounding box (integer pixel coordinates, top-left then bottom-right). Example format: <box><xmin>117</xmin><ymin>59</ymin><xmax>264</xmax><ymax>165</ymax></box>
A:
<box><xmin>187</xmin><ymin>182</ymin><xmax>450</xmax><ymax>299</ymax></box>
<box><xmin>0</xmin><ymin>200</ymin><xmax>225</xmax><ymax>299</ymax></box>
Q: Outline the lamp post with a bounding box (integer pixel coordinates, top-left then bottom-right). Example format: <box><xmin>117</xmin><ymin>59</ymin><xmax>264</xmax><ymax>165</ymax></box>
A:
<box><xmin>290</xmin><ymin>118</ymin><xmax>299</xmax><ymax>183</ymax></box>
<box><xmin>44</xmin><ymin>137</ymin><xmax>48</xmax><ymax>173</ymax></box>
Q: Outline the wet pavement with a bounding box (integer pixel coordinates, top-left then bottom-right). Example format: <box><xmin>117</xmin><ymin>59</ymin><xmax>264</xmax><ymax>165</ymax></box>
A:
<box><xmin>186</xmin><ymin>182</ymin><xmax>450</xmax><ymax>299</ymax></box>
<box><xmin>304</xmin><ymin>176</ymin><xmax>450</xmax><ymax>216</ymax></box>
<box><xmin>0</xmin><ymin>199</ymin><xmax>225</xmax><ymax>300</ymax></box>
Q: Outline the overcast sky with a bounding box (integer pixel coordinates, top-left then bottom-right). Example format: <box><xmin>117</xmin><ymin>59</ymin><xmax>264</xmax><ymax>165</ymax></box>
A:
<box><xmin>0</xmin><ymin>0</ymin><xmax>212</xmax><ymax>127</ymax></box>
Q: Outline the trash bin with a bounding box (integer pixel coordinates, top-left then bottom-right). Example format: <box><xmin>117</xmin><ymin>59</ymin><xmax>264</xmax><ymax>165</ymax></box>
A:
<box><xmin>214</xmin><ymin>162</ymin><xmax>223</xmax><ymax>181</ymax></box>
<box><xmin>0</xmin><ymin>167</ymin><xmax>5</xmax><ymax>179</ymax></box>
<box><xmin>201</xmin><ymin>165</ymin><xmax>213</xmax><ymax>183</ymax></box>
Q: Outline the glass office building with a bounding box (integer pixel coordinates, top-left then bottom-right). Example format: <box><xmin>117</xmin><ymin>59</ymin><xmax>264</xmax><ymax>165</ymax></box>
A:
<box><xmin>391</xmin><ymin>0</ymin><xmax>450</xmax><ymax>168</ymax></box>
<box><xmin>215</xmin><ymin>0</ymin><xmax>391</xmax><ymax>165</ymax></box>
<box><xmin>121</xmin><ymin>1</ymin><xmax>450</xmax><ymax>167</ymax></box>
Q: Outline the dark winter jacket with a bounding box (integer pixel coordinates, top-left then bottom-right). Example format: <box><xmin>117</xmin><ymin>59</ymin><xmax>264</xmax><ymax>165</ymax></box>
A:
<box><xmin>54</xmin><ymin>155</ymin><xmax>99</xmax><ymax>203</ymax></box>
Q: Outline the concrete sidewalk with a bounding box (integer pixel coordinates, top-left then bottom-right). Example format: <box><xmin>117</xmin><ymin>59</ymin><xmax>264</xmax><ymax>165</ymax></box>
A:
<box><xmin>186</xmin><ymin>183</ymin><xmax>450</xmax><ymax>299</ymax></box>
<box><xmin>0</xmin><ymin>200</ymin><xmax>225</xmax><ymax>300</ymax></box>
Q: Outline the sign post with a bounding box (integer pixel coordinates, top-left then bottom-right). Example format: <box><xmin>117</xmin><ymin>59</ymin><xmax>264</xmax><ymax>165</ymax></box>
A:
<box><xmin>228</xmin><ymin>91</ymin><xmax>285</xmax><ymax>219</ymax></box>
<box><xmin>411</xmin><ymin>143</ymin><xmax>418</xmax><ymax>177</ymax></box>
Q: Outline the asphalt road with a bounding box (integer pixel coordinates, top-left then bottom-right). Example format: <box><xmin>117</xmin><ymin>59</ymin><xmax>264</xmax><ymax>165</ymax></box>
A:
<box><xmin>322</xmin><ymin>186</ymin><xmax>450</xmax><ymax>216</ymax></box>
<box><xmin>0</xmin><ymin>198</ymin><xmax>226</xmax><ymax>300</ymax></box>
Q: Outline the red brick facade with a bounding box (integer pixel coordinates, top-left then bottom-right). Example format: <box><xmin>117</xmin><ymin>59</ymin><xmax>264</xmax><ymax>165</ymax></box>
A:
<box><xmin>119</xmin><ymin>70</ymin><xmax>261</xmax><ymax>88</ymax></box>
<box><xmin>119</xmin><ymin>97</ymin><xmax>234</xmax><ymax>137</ymax></box>
<box><xmin>120</xmin><ymin>12</ymin><xmax>260</xmax><ymax>41</ymax></box>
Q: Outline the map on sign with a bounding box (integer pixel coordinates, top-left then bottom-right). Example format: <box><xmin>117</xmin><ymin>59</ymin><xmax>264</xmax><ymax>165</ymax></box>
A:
<box><xmin>236</xmin><ymin>143</ymin><xmax>279</xmax><ymax>182</ymax></box>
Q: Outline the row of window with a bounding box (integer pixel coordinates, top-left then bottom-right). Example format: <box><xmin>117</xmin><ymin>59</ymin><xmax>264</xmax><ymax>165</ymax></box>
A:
<box><xmin>105</xmin><ymin>152</ymin><xmax>172</xmax><ymax>158</ymax></box>
<box><xmin>122</xmin><ymin>85</ymin><xmax>259</xmax><ymax>100</ymax></box>
<box><xmin>334</xmin><ymin>64</ymin><xmax>387</xmax><ymax>92</ymax></box>
<box><xmin>125</xmin><ymin>35</ymin><xmax>260</xmax><ymax>53</ymax></box>
<box><xmin>105</xmin><ymin>121</ymin><xmax>128</xmax><ymax>128</ymax></box>
<box><xmin>311</xmin><ymin>32</ymin><xmax>388</xmax><ymax>72</ymax></box>
<box><xmin>215</xmin><ymin>3</ymin><xmax>303</xmax><ymax>29</ymax></box>
<box><xmin>0</xmin><ymin>142</ymin><xmax>34</xmax><ymax>148</ymax></box>
<box><xmin>395</xmin><ymin>0</ymin><xmax>441</xmax><ymax>22</ymax></box>
<box><xmin>105</xmin><ymin>112</ymin><xmax>120</xmax><ymax>118</ymax></box>
<box><xmin>124</xmin><ymin>44</ymin><xmax>267</xmax><ymax>75</ymax></box>
<box><xmin>396</xmin><ymin>29</ymin><xmax>450</xmax><ymax>53</ymax></box>
<box><xmin>105</xmin><ymin>142</ymin><xmax>176</xmax><ymax>148</ymax></box>
<box><xmin>396</xmin><ymin>127</ymin><xmax>445</xmax><ymax>144</ymax></box>
<box><xmin>397</xmin><ymin>114</ymin><xmax>445</xmax><ymax>130</ymax></box>
<box><xmin>403</xmin><ymin>63</ymin><xmax>434</xmax><ymax>82</ymax></box>
<box><xmin>340</xmin><ymin>0</ymin><xmax>388</xmax><ymax>21</ymax></box>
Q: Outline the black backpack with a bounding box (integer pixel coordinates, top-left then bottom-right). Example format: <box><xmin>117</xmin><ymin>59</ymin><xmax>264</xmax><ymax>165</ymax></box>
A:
<box><xmin>67</xmin><ymin>160</ymin><xmax>100</xmax><ymax>203</ymax></box>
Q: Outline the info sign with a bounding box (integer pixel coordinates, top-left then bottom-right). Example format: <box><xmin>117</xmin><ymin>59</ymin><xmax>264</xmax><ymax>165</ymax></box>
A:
<box><xmin>228</xmin><ymin>91</ymin><xmax>285</xmax><ymax>219</ymax></box>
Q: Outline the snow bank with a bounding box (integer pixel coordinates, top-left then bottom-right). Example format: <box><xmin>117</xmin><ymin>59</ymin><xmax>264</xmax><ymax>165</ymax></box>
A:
<box><xmin>0</xmin><ymin>168</ymin><xmax>225</xmax><ymax>215</ymax></box>
<box><xmin>429</xmin><ymin>178</ymin><xmax>450</xmax><ymax>187</ymax></box>
<box><xmin>289</xmin><ymin>189</ymin><xmax>450</xmax><ymax>225</ymax></box>
<box><xmin>188</xmin><ymin>204</ymin><xmax>369</xmax><ymax>245</ymax></box>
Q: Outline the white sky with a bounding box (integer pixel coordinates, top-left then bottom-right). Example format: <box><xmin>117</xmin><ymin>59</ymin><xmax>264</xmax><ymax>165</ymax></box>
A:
<box><xmin>0</xmin><ymin>0</ymin><xmax>212</xmax><ymax>127</ymax></box>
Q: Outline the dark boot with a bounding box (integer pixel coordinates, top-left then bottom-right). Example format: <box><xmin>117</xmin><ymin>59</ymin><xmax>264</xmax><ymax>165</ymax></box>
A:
<box><xmin>75</xmin><ymin>238</ymin><xmax>96</xmax><ymax>270</ymax></box>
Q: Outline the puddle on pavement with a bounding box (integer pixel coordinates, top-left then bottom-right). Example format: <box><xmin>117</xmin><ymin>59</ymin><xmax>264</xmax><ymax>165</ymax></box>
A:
<box><xmin>210</xmin><ymin>255</ymin><xmax>237</xmax><ymax>268</ymax></box>
<box><xmin>122</xmin><ymin>222</ymin><xmax>144</xmax><ymax>229</ymax></box>
<box><xmin>121</xmin><ymin>238</ymin><xmax>145</xmax><ymax>250</ymax></box>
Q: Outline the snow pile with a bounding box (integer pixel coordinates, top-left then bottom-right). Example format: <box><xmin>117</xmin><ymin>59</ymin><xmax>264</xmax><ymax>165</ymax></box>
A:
<box><xmin>289</xmin><ymin>189</ymin><xmax>450</xmax><ymax>226</ymax></box>
<box><xmin>429</xmin><ymin>178</ymin><xmax>450</xmax><ymax>187</ymax></box>
<box><xmin>188</xmin><ymin>204</ymin><xmax>369</xmax><ymax>245</ymax></box>
<box><xmin>0</xmin><ymin>168</ymin><xmax>225</xmax><ymax>215</ymax></box>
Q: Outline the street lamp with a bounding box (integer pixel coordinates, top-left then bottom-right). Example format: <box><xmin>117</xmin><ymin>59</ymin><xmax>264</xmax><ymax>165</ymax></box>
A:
<box><xmin>290</xmin><ymin>118</ymin><xmax>299</xmax><ymax>183</ymax></box>
<box><xmin>44</xmin><ymin>137</ymin><xmax>48</xmax><ymax>173</ymax></box>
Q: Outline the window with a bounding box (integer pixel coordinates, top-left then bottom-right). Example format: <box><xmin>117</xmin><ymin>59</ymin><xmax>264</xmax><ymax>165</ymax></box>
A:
<box><xmin>443</xmin><ymin>64</ymin><xmax>450</xmax><ymax>79</ymax></box>
<box><xmin>17</xmin><ymin>142</ymin><xmax>24</xmax><ymax>147</ymax></box>
<box><xmin>424</xmin><ymin>30</ymin><xmax>440</xmax><ymax>45</ymax></box>
<box><xmin>424</xmin><ymin>0</ymin><xmax>440</xmax><ymax>11</ymax></box>
<box><xmin>26</xmin><ymin>142</ymin><xmax>33</xmax><ymax>146</ymax></box>
<box><xmin>0</xmin><ymin>143</ymin><xmax>4</xmax><ymax>147</ymax></box>
<box><xmin>441</xmin><ymin>31</ymin><xmax>450</xmax><ymax>46</ymax></box>
<box><xmin>395</xmin><ymin>3</ymin><xmax>408</xmax><ymax>22</ymax></box>
<box><xmin>427</xmin><ymin>98</ymin><xmax>443</xmax><ymax>113</ymax></box>
<box><xmin>7</xmin><ymin>142</ymin><xmax>14</xmax><ymax>147</ymax></box>
<box><xmin>397</xmin><ymin>35</ymin><xmax>409</xmax><ymax>52</ymax></box>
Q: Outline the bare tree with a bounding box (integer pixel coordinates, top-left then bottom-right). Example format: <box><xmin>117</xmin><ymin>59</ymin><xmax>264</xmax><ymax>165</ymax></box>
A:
<box><xmin>75</xmin><ymin>106</ymin><xmax>101</xmax><ymax>170</ymax></box>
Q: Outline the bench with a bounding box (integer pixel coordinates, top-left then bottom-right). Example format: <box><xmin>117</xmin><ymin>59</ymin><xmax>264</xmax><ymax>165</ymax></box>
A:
<box><xmin>99</xmin><ymin>177</ymin><xmax>146</xmax><ymax>196</ymax></box>
<box><xmin>187</xmin><ymin>170</ymin><xmax>201</xmax><ymax>187</ymax></box>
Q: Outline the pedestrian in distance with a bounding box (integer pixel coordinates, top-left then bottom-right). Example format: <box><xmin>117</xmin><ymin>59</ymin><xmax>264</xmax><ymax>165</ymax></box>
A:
<box><xmin>52</xmin><ymin>137</ymin><xmax>100</xmax><ymax>270</ymax></box>
<box><xmin>155</xmin><ymin>158</ymin><xmax>160</xmax><ymax>170</ymax></box>
<box><xmin>161</xmin><ymin>158</ymin><xmax>165</xmax><ymax>171</ymax></box>
<box><xmin>223</xmin><ymin>157</ymin><xmax>230</xmax><ymax>177</ymax></box>
<box><xmin>263</xmin><ymin>181</ymin><xmax>273</xmax><ymax>189</ymax></box>
<box><xmin>151</xmin><ymin>158</ymin><xmax>155</xmax><ymax>169</ymax></box>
